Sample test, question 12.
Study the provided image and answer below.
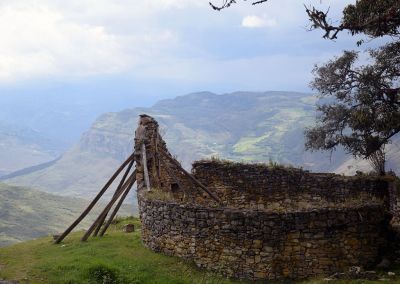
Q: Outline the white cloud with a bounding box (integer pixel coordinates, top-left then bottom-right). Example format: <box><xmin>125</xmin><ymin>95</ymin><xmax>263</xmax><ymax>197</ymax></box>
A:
<box><xmin>0</xmin><ymin>0</ymin><xmax>361</xmax><ymax>90</ymax></box>
<box><xmin>0</xmin><ymin>3</ymin><xmax>130</xmax><ymax>82</ymax></box>
<box><xmin>241</xmin><ymin>15</ymin><xmax>277</xmax><ymax>28</ymax></box>
<box><xmin>0</xmin><ymin>1</ymin><xmax>186</xmax><ymax>83</ymax></box>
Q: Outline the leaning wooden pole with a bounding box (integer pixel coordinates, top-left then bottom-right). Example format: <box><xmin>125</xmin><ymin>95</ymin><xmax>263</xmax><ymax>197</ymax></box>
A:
<box><xmin>81</xmin><ymin>172</ymin><xmax>136</xmax><ymax>241</ymax></box>
<box><xmin>92</xmin><ymin>158</ymin><xmax>135</xmax><ymax>237</ymax></box>
<box><xmin>54</xmin><ymin>152</ymin><xmax>135</xmax><ymax>244</ymax></box>
<box><xmin>99</xmin><ymin>175</ymin><xmax>135</xmax><ymax>236</ymax></box>
<box><xmin>160</xmin><ymin>150</ymin><xmax>221</xmax><ymax>204</ymax></box>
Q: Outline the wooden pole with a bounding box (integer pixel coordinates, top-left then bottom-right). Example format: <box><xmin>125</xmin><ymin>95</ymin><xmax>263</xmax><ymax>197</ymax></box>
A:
<box><xmin>54</xmin><ymin>152</ymin><xmax>135</xmax><ymax>244</ymax></box>
<box><xmin>159</xmin><ymin>150</ymin><xmax>221</xmax><ymax>204</ymax></box>
<box><xmin>142</xmin><ymin>142</ymin><xmax>151</xmax><ymax>191</ymax></box>
<box><xmin>92</xmin><ymin>158</ymin><xmax>135</xmax><ymax>236</ymax></box>
<box><xmin>99</xmin><ymin>177</ymin><xmax>135</xmax><ymax>237</ymax></box>
<box><xmin>81</xmin><ymin>172</ymin><xmax>136</xmax><ymax>241</ymax></box>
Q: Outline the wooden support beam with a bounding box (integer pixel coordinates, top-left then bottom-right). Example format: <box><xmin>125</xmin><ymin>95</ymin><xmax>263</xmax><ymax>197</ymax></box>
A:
<box><xmin>141</xmin><ymin>142</ymin><xmax>151</xmax><ymax>191</ymax></box>
<box><xmin>99</xmin><ymin>178</ymin><xmax>135</xmax><ymax>237</ymax></box>
<box><xmin>92</xmin><ymin>158</ymin><xmax>135</xmax><ymax>237</ymax></box>
<box><xmin>81</xmin><ymin>172</ymin><xmax>136</xmax><ymax>242</ymax></box>
<box><xmin>159</xmin><ymin>150</ymin><xmax>221</xmax><ymax>204</ymax></box>
<box><xmin>54</xmin><ymin>152</ymin><xmax>135</xmax><ymax>244</ymax></box>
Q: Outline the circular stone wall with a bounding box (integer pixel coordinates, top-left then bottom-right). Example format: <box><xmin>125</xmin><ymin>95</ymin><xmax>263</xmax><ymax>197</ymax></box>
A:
<box><xmin>139</xmin><ymin>198</ymin><xmax>389</xmax><ymax>280</ymax></box>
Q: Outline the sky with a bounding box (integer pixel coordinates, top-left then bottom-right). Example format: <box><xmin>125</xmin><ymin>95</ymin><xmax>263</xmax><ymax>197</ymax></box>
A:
<box><xmin>0</xmin><ymin>0</ymin><xmax>381</xmax><ymax>104</ymax></box>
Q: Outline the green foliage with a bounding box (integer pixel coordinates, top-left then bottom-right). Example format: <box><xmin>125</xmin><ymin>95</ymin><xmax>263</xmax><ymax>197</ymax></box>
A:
<box><xmin>342</xmin><ymin>0</ymin><xmax>400</xmax><ymax>38</ymax></box>
<box><xmin>304</xmin><ymin>0</ymin><xmax>400</xmax><ymax>176</ymax></box>
<box><xmin>305</xmin><ymin>41</ymin><xmax>400</xmax><ymax>174</ymax></box>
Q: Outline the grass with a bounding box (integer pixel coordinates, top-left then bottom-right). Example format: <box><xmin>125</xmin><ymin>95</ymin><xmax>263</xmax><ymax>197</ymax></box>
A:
<box><xmin>0</xmin><ymin>217</ymin><xmax>239</xmax><ymax>284</ymax></box>
<box><xmin>143</xmin><ymin>188</ymin><xmax>174</xmax><ymax>202</ymax></box>
<box><xmin>196</xmin><ymin>156</ymin><xmax>299</xmax><ymax>171</ymax></box>
<box><xmin>1</xmin><ymin>216</ymin><xmax>400</xmax><ymax>284</ymax></box>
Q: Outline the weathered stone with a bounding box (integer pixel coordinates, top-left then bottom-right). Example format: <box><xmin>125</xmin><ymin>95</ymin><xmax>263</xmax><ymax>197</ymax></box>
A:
<box><xmin>134</xmin><ymin>115</ymin><xmax>396</xmax><ymax>281</ymax></box>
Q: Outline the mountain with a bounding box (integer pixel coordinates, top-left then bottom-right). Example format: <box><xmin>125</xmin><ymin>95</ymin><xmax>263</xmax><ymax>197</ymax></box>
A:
<box><xmin>0</xmin><ymin>81</ymin><xmax>160</xmax><ymax>176</ymax></box>
<box><xmin>4</xmin><ymin>91</ymin><xmax>398</xmax><ymax>198</ymax></box>
<box><xmin>0</xmin><ymin>182</ymin><xmax>135</xmax><ymax>247</ymax></box>
<box><xmin>0</xmin><ymin>81</ymin><xmax>158</xmax><ymax>150</ymax></box>
<box><xmin>0</xmin><ymin>121</ymin><xmax>60</xmax><ymax>177</ymax></box>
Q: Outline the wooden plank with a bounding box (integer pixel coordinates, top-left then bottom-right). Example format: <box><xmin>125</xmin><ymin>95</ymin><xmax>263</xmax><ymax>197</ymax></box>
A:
<box><xmin>92</xmin><ymin>158</ymin><xmax>135</xmax><ymax>237</ymax></box>
<box><xmin>81</xmin><ymin>172</ymin><xmax>136</xmax><ymax>241</ymax></box>
<box><xmin>142</xmin><ymin>142</ymin><xmax>151</xmax><ymax>191</ymax></box>
<box><xmin>160</xmin><ymin>150</ymin><xmax>221</xmax><ymax>204</ymax></box>
<box><xmin>54</xmin><ymin>152</ymin><xmax>135</xmax><ymax>244</ymax></box>
<box><xmin>99</xmin><ymin>178</ymin><xmax>134</xmax><ymax>237</ymax></box>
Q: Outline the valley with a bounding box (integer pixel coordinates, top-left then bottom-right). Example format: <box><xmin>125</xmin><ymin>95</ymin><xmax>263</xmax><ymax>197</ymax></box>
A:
<box><xmin>4</xmin><ymin>91</ymin><xmax>399</xmax><ymax>198</ymax></box>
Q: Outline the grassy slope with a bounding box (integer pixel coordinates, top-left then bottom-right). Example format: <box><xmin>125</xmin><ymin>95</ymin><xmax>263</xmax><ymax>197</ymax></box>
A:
<box><xmin>0</xmin><ymin>218</ymin><xmax>238</xmax><ymax>284</ymax></box>
<box><xmin>0</xmin><ymin>183</ymin><xmax>135</xmax><ymax>247</ymax></box>
<box><xmin>0</xmin><ymin>217</ymin><xmax>398</xmax><ymax>284</ymax></box>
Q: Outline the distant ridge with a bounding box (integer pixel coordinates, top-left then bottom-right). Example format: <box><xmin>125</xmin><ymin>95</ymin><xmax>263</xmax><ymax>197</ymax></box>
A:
<box><xmin>5</xmin><ymin>90</ymin><xmax>398</xmax><ymax>198</ymax></box>
<box><xmin>0</xmin><ymin>156</ymin><xmax>61</xmax><ymax>180</ymax></box>
<box><xmin>0</xmin><ymin>182</ymin><xmax>135</xmax><ymax>247</ymax></box>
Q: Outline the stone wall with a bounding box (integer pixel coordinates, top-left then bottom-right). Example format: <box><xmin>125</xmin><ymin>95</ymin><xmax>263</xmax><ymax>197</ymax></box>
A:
<box><xmin>134</xmin><ymin>115</ymin><xmax>395</xmax><ymax>280</ymax></box>
<box><xmin>192</xmin><ymin>160</ymin><xmax>390</xmax><ymax>210</ymax></box>
<box><xmin>139</xmin><ymin>198</ymin><xmax>390</xmax><ymax>280</ymax></box>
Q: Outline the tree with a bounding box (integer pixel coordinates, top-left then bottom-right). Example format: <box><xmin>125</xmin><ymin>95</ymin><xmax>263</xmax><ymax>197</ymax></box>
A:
<box><xmin>304</xmin><ymin>0</ymin><xmax>399</xmax><ymax>175</ymax></box>
<box><xmin>304</xmin><ymin>43</ymin><xmax>400</xmax><ymax>175</ymax></box>
<box><xmin>305</xmin><ymin>0</ymin><xmax>400</xmax><ymax>40</ymax></box>
<box><xmin>210</xmin><ymin>0</ymin><xmax>400</xmax><ymax>175</ymax></box>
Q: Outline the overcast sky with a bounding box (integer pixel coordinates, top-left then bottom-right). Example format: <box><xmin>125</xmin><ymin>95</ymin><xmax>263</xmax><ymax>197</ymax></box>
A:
<box><xmin>0</xmin><ymin>0</ymin><xmax>381</xmax><ymax>103</ymax></box>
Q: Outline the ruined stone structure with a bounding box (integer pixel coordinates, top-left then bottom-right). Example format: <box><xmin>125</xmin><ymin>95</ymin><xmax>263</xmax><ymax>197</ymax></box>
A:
<box><xmin>134</xmin><ymin>114</ymin><xmax>398</xmax><ymax>280</ymax></box>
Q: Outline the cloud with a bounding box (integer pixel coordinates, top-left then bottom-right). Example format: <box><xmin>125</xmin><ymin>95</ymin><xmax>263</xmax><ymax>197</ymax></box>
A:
<box><xmin>241</xmin><ymin>15</ymin><xmax>277</xmax><ymax>28</ymax></box>
<box><xmin>0</xmin><ymin>1</ymin><xmax>185</xmax><ymax>83</ymax></box>
<box><xmin>0</xmin><ymin>0</ymin><xmax>364</xmax><ymax>92</ymax></box>
<box><xmin>0</xmin><ymin>3</ymin><xmax>130</xmax><ymax>82</ymax></box>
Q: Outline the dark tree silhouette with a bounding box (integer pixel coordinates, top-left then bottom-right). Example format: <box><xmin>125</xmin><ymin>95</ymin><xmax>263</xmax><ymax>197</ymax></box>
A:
<box><xmin>209</xmin><ymin>0</ymin><xmax>269</xmax><ymax>11</ymax></box>
<box><xmin>305</xmin><ymin>0</ymin><xmax>400</xmax><ymax>40</ymax></box>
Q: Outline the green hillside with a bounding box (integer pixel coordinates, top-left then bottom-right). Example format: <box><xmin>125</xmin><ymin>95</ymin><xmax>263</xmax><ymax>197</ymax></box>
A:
<box><xmin>0</xmin><ymin>217</ymin><xmax>398</xmax><ymax>284</ymax></box>
<box><xmin>4</xmin><ymin>91</ymin><xmax>399</xmax><ymax>198</ymax></box>
<box><xmin>0</xmin><ymin>217</ymin><xmax>238</xmax><ymax>284</ymax></box>
<box><xmin>0</xmin><ymin>183</ymin><xmax>136</xmax><ymax>247</ymax></box>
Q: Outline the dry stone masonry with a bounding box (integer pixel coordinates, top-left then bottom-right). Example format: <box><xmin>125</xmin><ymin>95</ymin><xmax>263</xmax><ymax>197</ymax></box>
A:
<box><xmin>134</xmin><ymin>114</ymin><xmax>398</xmax><ymax>280</ymax></box>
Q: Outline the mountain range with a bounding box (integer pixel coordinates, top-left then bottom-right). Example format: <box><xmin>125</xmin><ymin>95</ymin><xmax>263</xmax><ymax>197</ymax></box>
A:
<box><xmin>7</xmin><ymin>91</ymin><xmax>396</xmax><ymax>199</ymax></box>
<box><xmin>1</xmin><ymin>90</ymin><xmax>399</xmax><ymax>246</ymax></box>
